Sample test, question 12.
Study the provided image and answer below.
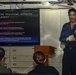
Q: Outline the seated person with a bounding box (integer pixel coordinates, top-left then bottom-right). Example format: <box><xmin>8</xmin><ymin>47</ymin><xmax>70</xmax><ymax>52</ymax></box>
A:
<box><xmin>0</xmin><ymin>47</ymin><xmax>12</xmax><ymax>73</ymax></box>
<box><xmin>28</xmin><ymin>51</ymin><xmax>59</xmax><ymax>75</ymax></box>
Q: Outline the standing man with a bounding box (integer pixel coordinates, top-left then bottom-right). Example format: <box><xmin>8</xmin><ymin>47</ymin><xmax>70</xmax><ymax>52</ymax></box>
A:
<box><xmin>59</xmin><ymin>8</ymin><xmax>76</xmax><ymax>75</ymax></box>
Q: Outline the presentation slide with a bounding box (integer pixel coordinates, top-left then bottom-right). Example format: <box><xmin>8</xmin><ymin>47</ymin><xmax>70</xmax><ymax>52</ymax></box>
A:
<box><xmin>0</xmin><ymin>9</ymin><xmax>40</xmax><ymax>46</ymax></box>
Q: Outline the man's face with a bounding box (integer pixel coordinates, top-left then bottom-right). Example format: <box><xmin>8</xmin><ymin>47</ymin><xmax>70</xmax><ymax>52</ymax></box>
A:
<box><xmin>69</xmin><ymin>11</ymin><xmax>76</xmax><ymax>23</ymax></box>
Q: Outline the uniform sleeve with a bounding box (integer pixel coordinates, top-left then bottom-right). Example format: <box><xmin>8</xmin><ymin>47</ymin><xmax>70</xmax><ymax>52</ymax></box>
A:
<box><xmin>48</xmin><ymin>66</ymin><xmax>60</xmax><ymax>75</ymax></box>
<box><xmin>7</xmin><ymin>67</ymin><xmax>12</xmax><ymax>73</ymax></box>
<box><xmin>28</xmin><ymin>69</ymin><xmax>36</xmax><ymax>74</ymax></box>
<box><xmin>59</xmin><ymin>24</ymin><xmax>67</xmax><ymax>43</ymax></box>
<box><xmin>73</xmin><ymin>25</ymin><xmax>76</xmax><ymax>38</ymax></box>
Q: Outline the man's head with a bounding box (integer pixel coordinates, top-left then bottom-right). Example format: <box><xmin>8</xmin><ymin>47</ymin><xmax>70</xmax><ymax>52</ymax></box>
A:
<box><xmin>33</xmin><ymin>51</ymin><xmax>45</xmax><ymax>65</ymax></box>
<box><xmin>68</xmin><ymin>8</ymin><xmax>76</xmax><ymax>23</ymax></box>
<box><xmin>0</xmin><ymin>47</ymin><xmax>5</xmax><ymax>61</ymax></box>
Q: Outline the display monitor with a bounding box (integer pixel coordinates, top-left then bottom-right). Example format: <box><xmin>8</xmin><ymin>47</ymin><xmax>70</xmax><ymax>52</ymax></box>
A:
<box><xmin>0</xmin><ymin>9</ymin><xmax>40</xmax><ymax>46</ymax></box>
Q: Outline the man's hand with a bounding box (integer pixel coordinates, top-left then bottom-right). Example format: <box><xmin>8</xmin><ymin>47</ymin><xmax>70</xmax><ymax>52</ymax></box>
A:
<box><xmin>66</xmin><ymin>35</ymin><xmax>75</xmax><ymax>41</ymax></box>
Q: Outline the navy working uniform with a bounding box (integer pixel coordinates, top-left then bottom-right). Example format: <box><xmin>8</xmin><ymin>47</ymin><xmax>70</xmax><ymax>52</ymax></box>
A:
<box><xmin>59</xmin><ymin>22</ymin><xmax>76</xmax><ymax>75</ymax></box>
<box><xmin>0</xmin><ymin>65</ymin><xmax>12</xmax><ymax>73</ymax></box>
<box><xmin>28</xmin><ymin>64</ymin><xmax>59</xmax><ymax>75</ymax></box>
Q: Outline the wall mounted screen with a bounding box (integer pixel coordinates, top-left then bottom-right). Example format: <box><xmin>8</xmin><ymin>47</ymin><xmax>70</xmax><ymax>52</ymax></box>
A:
<box><xmin>0</xmin><ymin>9</ymin><xmax>40</xmax><ymax>46</ymax></box>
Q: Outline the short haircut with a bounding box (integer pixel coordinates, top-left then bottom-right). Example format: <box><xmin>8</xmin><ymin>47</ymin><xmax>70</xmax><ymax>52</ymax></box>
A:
<box><xmin>68</xmin><ymin>8</ymin><xmax>76</xmax><ymax>14</ymax></box>
<box><xmin>0</xmin><ymin>47</ymin><xmax>5</xmax><ymax>61</ymax></box>
<box><xmin>33</xmin><ymin>51</ymin><xmax>45</xmax><ymax>65</ymax></box>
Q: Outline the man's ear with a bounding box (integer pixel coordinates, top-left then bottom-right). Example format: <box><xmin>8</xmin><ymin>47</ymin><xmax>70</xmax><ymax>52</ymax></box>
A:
<box><xmin>0</xmin><ymin>57</ymin><xmax>5</xmax><ymax>65</ymax></box>
<box><xmin>1</xmin><ymin>57</ymin><xmax>5</xmax><ymax>62</ymax></box>
<box><xmin>44</xmin><ymin>59</ymin><xmax>46</xmax><ymax>63</ymax></box>
<box><xmin>33</xmin><ymin>59</ymin><xmax>37</xmax><ymax>66</ymax></box>
<box><xmin>33</xmin><ymin>59</ymin><xmax>36</xmax><ymax>63</ymax></box>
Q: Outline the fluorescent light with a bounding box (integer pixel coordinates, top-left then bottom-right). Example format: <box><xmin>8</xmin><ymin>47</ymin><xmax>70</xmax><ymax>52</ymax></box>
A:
<box><xmin>26</xmin><ymin>0</ymin><xmax>58</xmax><ymax>2</ymax></box>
